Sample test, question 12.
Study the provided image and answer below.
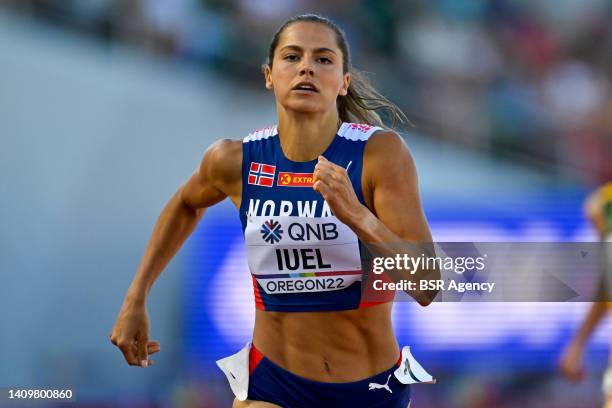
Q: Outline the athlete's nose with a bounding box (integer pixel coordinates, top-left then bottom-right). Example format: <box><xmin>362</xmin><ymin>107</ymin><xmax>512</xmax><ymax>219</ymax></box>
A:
<box><xmin>298</xmin><ymin>57</ymin><xmax>315</xmax><ymax>76</ymax></box>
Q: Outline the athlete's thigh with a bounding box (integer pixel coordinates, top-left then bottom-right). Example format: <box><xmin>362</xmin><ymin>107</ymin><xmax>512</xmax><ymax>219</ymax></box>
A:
<box><xmin>605</xmin><ymin>395</ymin><xmax>612</xmax><ymax>408</ymax></box>
<box><xmin>233</xmin><ymin>399</ymin><xmax>282</xmax><ymax>408</ymax></box>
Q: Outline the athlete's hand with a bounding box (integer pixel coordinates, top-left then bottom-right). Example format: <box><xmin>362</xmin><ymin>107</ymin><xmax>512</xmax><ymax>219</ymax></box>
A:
<box><xmin>109</xmin><ymin>298</ymin><xmax>160</xmax><ymax>368</ymax></box>
<box><xmin>558</xmin><ymin>341</ymin><xmax>585</xmax><ymax>382</ymax></box>
<box><xmin>313</xmin><ymin>155</ymin><xmax>367</xmax><ymax>227</ymax></box>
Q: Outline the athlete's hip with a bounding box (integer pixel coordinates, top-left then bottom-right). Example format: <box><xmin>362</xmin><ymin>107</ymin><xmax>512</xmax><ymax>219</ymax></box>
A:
<box><xmin>248</xmin><ymin>343</ymin><xmax>410</xmax><ymax>408</ymax></box>
<box><xmin>217</xmin><ymin>342</ymin><xmax>435</xmax><ymax>408</ymax></box>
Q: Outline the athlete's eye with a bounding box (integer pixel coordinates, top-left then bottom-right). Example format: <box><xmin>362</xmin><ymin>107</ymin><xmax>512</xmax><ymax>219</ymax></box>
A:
<box><xmin>318</xmin><ymin>57</ymin><xmax>332</xmax><ymax>64</ymax></box>
<box><xmin>284</xmin><ymin>54</ymin><xmax>299</xmax><ymax>62</ymax></box>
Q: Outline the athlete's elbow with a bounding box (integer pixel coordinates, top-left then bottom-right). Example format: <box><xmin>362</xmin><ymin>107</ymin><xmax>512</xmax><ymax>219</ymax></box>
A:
<box><xmin>416</xmin><ymin>289</ymin><xmax>439</xmax><ymax>307</ymax></box>
<box><xmin>419</xmin><ymin>268</ymin><xmax>441</xmax><ymax>306</ymax></box>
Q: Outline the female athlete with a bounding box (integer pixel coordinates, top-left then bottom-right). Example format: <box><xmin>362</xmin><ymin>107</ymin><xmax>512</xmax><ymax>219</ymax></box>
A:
<box><xmin>559</xmin><ymin>182</ymin><xmax>612</xmax><ymax>408</ymax></box>
<box><xmin>110</xmin><ymin>14</ymin><xmax>437</xmax><ymax>408</ymax></box>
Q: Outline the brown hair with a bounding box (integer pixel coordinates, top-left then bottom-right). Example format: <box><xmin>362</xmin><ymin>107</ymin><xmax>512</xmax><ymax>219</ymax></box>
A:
<box><xmin>264</xmin><ymin>14</ymin><xmax>408</xmax><ymax>128</ymax></box>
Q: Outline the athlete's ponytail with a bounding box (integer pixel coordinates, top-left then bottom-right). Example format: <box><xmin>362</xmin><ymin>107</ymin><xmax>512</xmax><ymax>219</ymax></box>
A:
<box><xmin>264</xmin><ymin>14</ymin><xmax>408</xmax><ymax>128</ymax></box>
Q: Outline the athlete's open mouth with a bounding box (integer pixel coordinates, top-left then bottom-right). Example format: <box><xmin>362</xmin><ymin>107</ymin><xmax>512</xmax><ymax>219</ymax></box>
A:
<box><xmin>292</xmin><ymin>81</ymin><xmax>319</xmax><ymax>92</ymax></box>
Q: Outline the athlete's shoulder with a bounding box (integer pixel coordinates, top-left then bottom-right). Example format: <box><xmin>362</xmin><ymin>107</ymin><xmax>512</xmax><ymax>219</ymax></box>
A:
<box><xmin>205</xmin><ymin>138</ymin><xmax>242</xmax><ymax>163</ymax></box>
<box><xmin>363</xmin><ymin>129</ymin><xmax>416</xmax><ymax>183</ymax></box>
<box><xmin>365</xmin><ymin>128</ymin><xmax>410</xmax><ymax>158</ymax></box>
<box><xmin>242</xmin><ymin>125</ymin><xmax>278</xmax><ymax>143</ymax></box>
<box><xmin>201</xmin><ymin>138</ymin><xmax>242</xmax><ymax>185</ymax></box>
<box><xmin>180</xmin><ymin>138</ymin><xmax>242</xmax><ymax>209</ymax></box>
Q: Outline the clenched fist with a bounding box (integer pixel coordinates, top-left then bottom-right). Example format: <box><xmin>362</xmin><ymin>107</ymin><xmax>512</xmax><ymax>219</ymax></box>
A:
<box><xmin>312</xmin><ymin>155</ymin><xmax>367</xmax><ymax>228</ymax></box>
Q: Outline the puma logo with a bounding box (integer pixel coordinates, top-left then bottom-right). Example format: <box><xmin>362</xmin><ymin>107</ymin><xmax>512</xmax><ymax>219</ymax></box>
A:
<box><xmin>368</xmin><ymin>374</ymin><xmax>393</xmax><ymax>393</ymax></box>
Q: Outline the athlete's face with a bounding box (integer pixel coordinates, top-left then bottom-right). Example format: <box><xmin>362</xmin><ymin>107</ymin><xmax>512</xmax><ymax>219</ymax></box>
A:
<box><xmin>265</xmin><ymin>22</ymin><xmax>350</xmax><ymax>115</ymax></box>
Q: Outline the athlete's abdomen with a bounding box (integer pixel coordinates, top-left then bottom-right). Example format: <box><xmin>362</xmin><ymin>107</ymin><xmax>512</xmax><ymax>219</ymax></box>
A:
<box><xmin>252</xmin><ymin>302</ymin><xmax>400</xmax><ymax>382</ymax></box>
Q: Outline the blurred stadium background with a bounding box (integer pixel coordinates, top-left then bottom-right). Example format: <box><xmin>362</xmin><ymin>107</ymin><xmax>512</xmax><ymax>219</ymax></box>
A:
<box><xmin>0</xmin><ymin>0</ymin><xmax>611</xmax><ymax>407</ymax></box>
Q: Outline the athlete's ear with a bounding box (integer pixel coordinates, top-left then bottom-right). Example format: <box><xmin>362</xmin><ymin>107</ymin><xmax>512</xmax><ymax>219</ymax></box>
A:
<box><xmin>264</xmin><ymin>65</ymin><xmax>273</xmax><ymax>90</ymax></box>
<box><xmin>339</xmin><ymin>72</ymin><xmax>350</xmax><ymax>96</ymax></box>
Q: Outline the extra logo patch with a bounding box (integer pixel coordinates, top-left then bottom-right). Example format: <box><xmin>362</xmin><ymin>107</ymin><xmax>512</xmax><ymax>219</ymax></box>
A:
<box><xmin>277</xmin><ymin>172</ymin><xmax>314</xmax><ymax>187</ymax></box>
<box><xmin>260</xmin><ymin>219</ymin><xmax>283</xmax><ymax>244</ymax></box>
<box><xmin>248</xmin><ymin>162</ymin><xmax>276</xmax><ymax>187</ymax></box>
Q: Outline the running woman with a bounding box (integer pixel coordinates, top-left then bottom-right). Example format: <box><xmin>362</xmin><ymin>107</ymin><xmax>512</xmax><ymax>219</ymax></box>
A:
<box><xmin>110</xmin><ymin>14</ymin><xmax>437</xmax><ymax>408</ymax></box>
<box><xmin>559</xmin><ymin>182</ymin><xmax>612</xmax><ymax>408</ymax></box>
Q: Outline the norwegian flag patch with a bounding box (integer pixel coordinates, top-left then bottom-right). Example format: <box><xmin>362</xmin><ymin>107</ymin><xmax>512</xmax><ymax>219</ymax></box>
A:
<box><xmin>248</xmin><ymin>162</ymin><xmax>276</xmax><ymax>187</ymax></box>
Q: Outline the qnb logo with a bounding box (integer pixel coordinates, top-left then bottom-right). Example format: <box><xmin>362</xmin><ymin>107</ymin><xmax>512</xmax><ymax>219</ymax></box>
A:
<box><xmin>260</xmin><ymin>220</ymin><xmax>283</xmax><ymax>244</ymax></box>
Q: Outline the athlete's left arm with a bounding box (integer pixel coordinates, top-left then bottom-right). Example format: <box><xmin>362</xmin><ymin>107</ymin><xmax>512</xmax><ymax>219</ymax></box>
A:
<box><xmin>313</xmin><ymin>130</ymin><xmax>439</xmax><ymax>305</ymax></box>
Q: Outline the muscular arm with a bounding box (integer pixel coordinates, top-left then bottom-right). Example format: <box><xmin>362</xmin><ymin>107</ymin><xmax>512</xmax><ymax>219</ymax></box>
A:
<box><xmin>358</xmin><ymin>131</ymin><xmax>432</xmax><ymax>244</ymax></box>
<box><xmin>111</xmin><ymin>139</ymin><xmax>241</xmax><ymax>367</ymax></box>
<box><xmin>572</xmin><ymin>182</ymin><xmax>612</xmax><ymax>343</ymax></box>
<box><xmin>127</xmin><ymin>139</ymin><xmax>242</xmax><ymax>303</ymax></box>
<box><xmin>560</xmin><ymin>182</ymin><xmax>612</xmax><ymax>380</ymax></box>
<box><xmin>359</xmin><ymin>131</ymin><xmax>438</xmax><ymax>305</ymax></box>
<box><xmin>313</xmin><ymin>131</ymin><xmax>439</xmax><ymax>305</ymax></box>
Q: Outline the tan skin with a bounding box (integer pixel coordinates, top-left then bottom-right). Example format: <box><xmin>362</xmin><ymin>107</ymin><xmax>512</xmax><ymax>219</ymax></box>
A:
<box><xmin>110</xmin><ymin>22</ymin><xmax>433</xmax><ymax>407</ymax></box>
<box><xmin>559</xmin><ymin>183</ymin><xmax>612</xmax><ymax>408</ymax></box>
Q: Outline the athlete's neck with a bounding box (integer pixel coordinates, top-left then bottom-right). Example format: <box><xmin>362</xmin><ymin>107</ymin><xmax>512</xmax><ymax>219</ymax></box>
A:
<box><xmin>277</xmin><ymin>111</ymin><xmax>341</xmax><ymax>162</ymax></box>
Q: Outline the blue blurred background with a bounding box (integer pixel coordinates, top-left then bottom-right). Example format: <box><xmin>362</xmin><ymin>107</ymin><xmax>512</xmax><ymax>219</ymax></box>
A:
<box><xmin>0</xmin><ymin>1</ymin><xmax>611</xmax><ymax>407</ymax></box>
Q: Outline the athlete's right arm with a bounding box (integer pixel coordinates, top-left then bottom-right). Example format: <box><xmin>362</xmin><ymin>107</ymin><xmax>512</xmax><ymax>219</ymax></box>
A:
<box><xmin>110</xmin><ymin>139</ymin><xmax>242</xmax><ymax>367</ymax></box>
